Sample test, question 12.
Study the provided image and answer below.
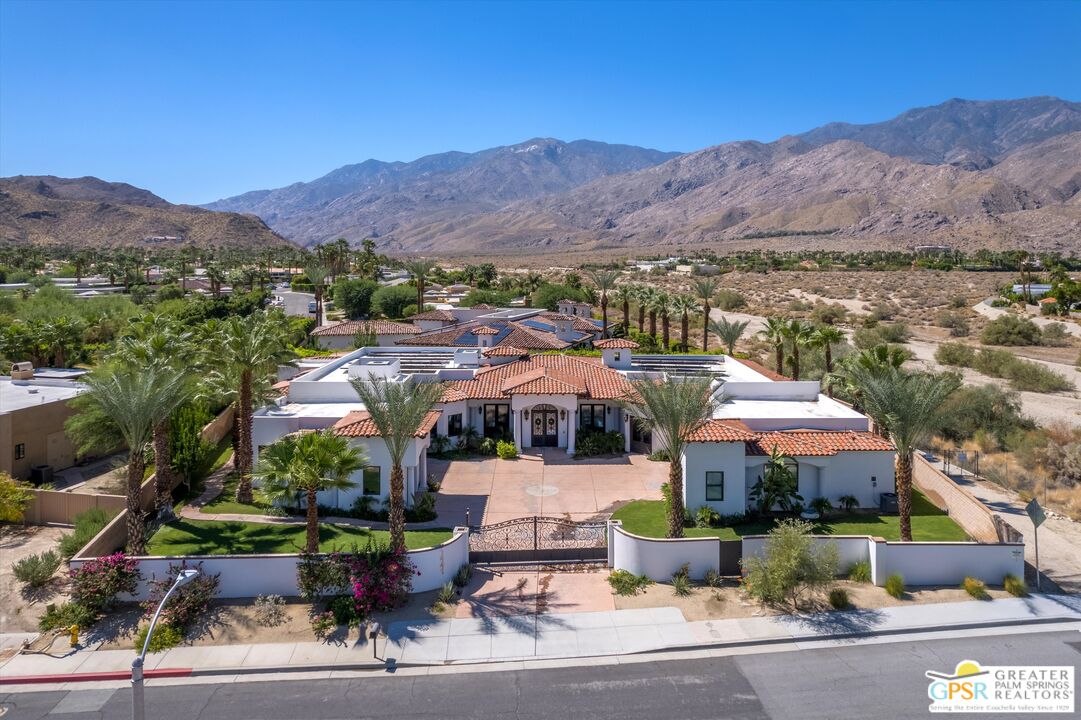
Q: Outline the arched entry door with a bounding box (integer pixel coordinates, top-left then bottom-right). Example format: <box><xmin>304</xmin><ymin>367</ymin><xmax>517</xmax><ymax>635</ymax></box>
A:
<box><xmin>530</xmin><ymin>404</ymin><xmax>559</xmax><ymax>447</ymax></box>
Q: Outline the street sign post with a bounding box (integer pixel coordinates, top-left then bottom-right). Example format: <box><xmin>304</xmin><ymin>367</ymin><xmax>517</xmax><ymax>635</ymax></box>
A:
<box><xmin>1025</xmin><ymin>499</ymin><xmax>1046</xmax><ymax>591</ymax></box>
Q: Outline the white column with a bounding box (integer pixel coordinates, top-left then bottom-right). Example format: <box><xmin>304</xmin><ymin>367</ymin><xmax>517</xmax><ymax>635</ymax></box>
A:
<box><xmin>567</xmin><ymin>408</ymin><xmax>576</xmax><ymax>455</ymax></box>
<box><xmin>512</xmin><ymin>409</ymin><xmax>522</xmax><ymax>450</ymax></box>
<box><xmin>623</xmin><ymin>412</ymin><xmax>632</xmax><ymax>453</ymax></box>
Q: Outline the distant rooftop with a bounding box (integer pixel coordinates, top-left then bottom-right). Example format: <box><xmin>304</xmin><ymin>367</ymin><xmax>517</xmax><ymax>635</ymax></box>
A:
<box><xmin>1</xmin><ymin>377</ymin><xmax>83</xmax><ymax>413</ymax></box>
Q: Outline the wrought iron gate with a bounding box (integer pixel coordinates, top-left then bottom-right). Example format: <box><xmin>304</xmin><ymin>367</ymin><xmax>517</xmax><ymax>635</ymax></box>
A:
<box><xmin>469</xmin><ymin>515</ymin><xmax>608</xmax><ymax>563</ymax></box>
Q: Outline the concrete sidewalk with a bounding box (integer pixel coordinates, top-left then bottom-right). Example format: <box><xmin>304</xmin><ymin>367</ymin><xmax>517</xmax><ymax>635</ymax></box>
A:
<box><xmin>3</xmin><ymin>595</ymin><xmax>1079</xmax><ymax>685</ymax></box>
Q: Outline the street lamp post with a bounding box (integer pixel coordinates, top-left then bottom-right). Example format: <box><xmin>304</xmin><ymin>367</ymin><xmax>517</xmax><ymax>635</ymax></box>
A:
<box><xmin>132</xmin><ymin>568</ymin><xmax>199</xmax><ymax>720</ymax></box>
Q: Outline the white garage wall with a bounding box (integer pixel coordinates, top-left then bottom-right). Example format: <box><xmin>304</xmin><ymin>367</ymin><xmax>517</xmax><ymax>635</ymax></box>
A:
<box><xmin>74</xmin><ymin>529</ymin><xmax>470</xmax><ymax>601</ymax></box>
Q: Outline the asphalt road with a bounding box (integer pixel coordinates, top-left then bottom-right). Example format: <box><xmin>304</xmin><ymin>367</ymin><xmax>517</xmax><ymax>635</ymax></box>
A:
<box><xmin>272</xmin><ymin>289</ymin><xmax>316</xmax><ymax>317</ymax></box>
<box><xmin>3</xmin><ymin>629</ymin><xmax>1078</xmax><ymax>719</ymax></box>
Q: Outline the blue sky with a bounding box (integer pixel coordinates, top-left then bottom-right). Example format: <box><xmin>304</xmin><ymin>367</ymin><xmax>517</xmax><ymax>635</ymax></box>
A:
<box><xmin>1</xmin><ymin>0</ymin><xmax>1078</xmax><ymax>205</ymax></box>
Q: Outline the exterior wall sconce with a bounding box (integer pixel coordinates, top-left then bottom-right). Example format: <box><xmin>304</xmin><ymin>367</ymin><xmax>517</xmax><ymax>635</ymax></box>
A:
<box><xmin>523</xmin><ymin>409</ymin><xmax>529</xmax><ymax>419</ymax></box>
<box><xmin>871</xmin><ymin>476</ymin><xmax>877</xmax><ymax>487</ymax></box>
<box><xmin>606</xmin><ymin>406</ymin><xmax>611</xmax><ymax>415</ymax></box>
<box><xmin>559</xmin><ymin>409</ymin><xmax>566</xmax><ymax>420</ymax></box>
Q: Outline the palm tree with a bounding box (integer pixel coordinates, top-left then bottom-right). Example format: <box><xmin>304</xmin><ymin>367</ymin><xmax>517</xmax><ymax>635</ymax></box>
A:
<box><xmin>348</xmin><ymin>376</ymin><xmax>444</xmax><ymax>551</ymax></box>
<box><xmin>783</xmin><ymin>319</ymin><xmax>814</xmax><ymax>380</ymax></box>
<box><xmin>846</xmin><ymin>368</ymin><xmax>961</xmax><ymax>541</ymax></box>
<box><xmin>825</xmin><ymin>344</ymin><xmax>910</xmax><ymax>409</ymax></box>
<box><xmin>708</xmin><ymin>316</ymin><xmax>750</xmax><ymax>355</ymax></box>
<box><xmin>632</xmin><ymin>284</ymin><xmax>648</xmax><ymax>332</ymax></box>
<box><xmin>253</xmin><ymin>430</ymin><xmax>365</xmax><ymax>553</ymax></box>
<box><xmin>216</xmin><ymin>313</ymin><xmax>296</xmax><ymax>502</ymax></box>
<box><xmin>692</xmin><ymin>277</ymin><xmax>720</xmax><ymax>351</ymax></box>
<box><xmin>759</xmin><ymin>316</ymin><xmax>789</xmax><ymax>376</ymax></box>
<box><xmin>645</xmin><ymin>290</ymin><xmax>668</xmax><ymax>345</ymax></box>
<box><xmin>77</xmin><ymin>363</ymin><xmax>190</xmax><ymax>553</ymax></box>
<box><xmin>585</xmin><ymin>269</ymin><xmax>621</xmax><ymax>338</ymax></box>
<box><xmin>303</xmin><ymin>259</ymin><xmax>330</xmax><ymax>327</ymax></box>
<box><xmin>402</xmin><ymin>258</ymin><xmax>438</xmax><ymax>315</ymax></box>
<box><xmin>613</xmin><ymin>283</ymin><xmax>636</xmax><ymax>333</ymax></box>
<box><xmin>670</xmin><ymin>294</ymin><xmax>698</xmax><ymax>352</ymax></box>
<box><xmin>811</xmin><ymin>325</ymin><xmax>846</xmax><ymax>375</ymax></box>
<box><xmin>622</xmin><ymin>375</ymin><xmax>715</xmax><ymax>538</ymax></box>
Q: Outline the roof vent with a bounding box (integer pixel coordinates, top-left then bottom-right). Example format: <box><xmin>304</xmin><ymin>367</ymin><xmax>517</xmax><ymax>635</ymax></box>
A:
<box><xmin>10</xmin><ymin>362</ymin><xmax>33</xmax><ymax>380</ymax></box>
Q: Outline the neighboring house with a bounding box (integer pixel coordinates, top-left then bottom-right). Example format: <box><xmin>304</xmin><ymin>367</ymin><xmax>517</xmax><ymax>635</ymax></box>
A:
<box><xmin>310</xmin><ymin>319</ymin><xmax>422</xmax><ymax>349</ymax></box>
<box><xmin>1</xmin><ymin>364</ymin><xmax>84</xmax><ymax>481</ymax></box>
<box><xmin>252</xmin><ymin>341</ymin><xmax>895</xmax><ymax>513</ymax></box>
<box><xmin>399</xmin><ymin>307</ymin><xmax>601</xmax><ymax>352</ymax></box>
<box><xmin>556</xmin><ymin>299</ymin><xmax>594</xmax><ymax>317</ymax></box>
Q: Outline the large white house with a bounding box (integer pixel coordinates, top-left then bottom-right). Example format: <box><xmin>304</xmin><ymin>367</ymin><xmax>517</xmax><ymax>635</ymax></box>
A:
<box><xmin>251</xmin><ymin>340</ymin><xmax>895</xmax><ymax>515</ymax></box>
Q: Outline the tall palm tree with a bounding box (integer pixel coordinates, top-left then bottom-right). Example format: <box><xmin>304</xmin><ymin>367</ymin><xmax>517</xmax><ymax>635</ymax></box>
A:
<box><xmin>759</xmin><ymin>316</ymin><xmax>789</xmax><ymax>376</ymax></box>
<box><xmin>613</xmin><ymin>283</ymin><xmax>636</xmax><ymax>333</ymax></box>
<box><xmin>658</xmin><ymin>294</ymin><xmax>674</xmax><ymax>351</ymax></box>
<box><xmin>708</xmin><ymin>316</ymin><xmax>750</xmax><ymax>355</ymax></box>
<box><xmin>645</xmin><ymin>289</ymin><xmax>666</xmax><ymax>344</ymax></box>
<box><xmin>253</xmin><ymin>430</ymin><xmax>365</xmax><ymax>553</ymax></box>
<box><xmin>811</xmin><ymin>325</ymin><xmax>846</xmax><ymax>375</ymax></box>
<box><xmin>783</xmin><ymin>319</ymin><xmax>814</xmax><ymax>381</ymax></box>
<box><xmin>585</xmin><ymin>269</ymin><xmax>621</xmax><ymax>337</ymax></box>
<box><xmin>303</xmin><ymin>259</ymin><xmax>330</xmax><ymax>327</ymax></box>
<box><xmin>622</xmin><ymin>376</ymin><xmax>715</xmax><ymax>538</ymax></box>
<box><xmin>77</xmin><ymin>363</ymin><xmax>190</xmax><ymax>553</ymax></box>
<box><xmin>633</xmin><ymin>284</ymin><xmax>648</xmax><ymax>333</ymax></box>
<box><xmin>670</xmin><ymin>294</ymin><xmax>698</xmax><ymax>352</ymax></box>
<box><xmin>216</xmin><ymin>313</ymin><xmax>296</xmax><ymax>502</ymax></box>
<box><xmin>692</xmin><ymin>277</ymin><xmax>720</xmax><ymax>351</ymax></box>
<box><xmin>348</xmin><ymin>376</ymin><xmax>444</xmax><ymax>551</ymax></box>
<box><xmin>825</xmin><ymin>344</ymin><xmax>910</xmax><ymax>409</ymax></box>
<box><xmin>847</xmin><ymin>368</ymin><xmax>961</xmax><ymax>541</ymax></box>
<box><xmin>402</xmin><ymin>258</ymin><xmax>438</xmax><ymax>315</ymax></box>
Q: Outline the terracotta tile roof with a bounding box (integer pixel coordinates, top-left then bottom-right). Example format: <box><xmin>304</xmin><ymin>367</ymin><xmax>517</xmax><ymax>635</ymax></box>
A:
<box><xmin>311</xmin><ymin>319</ymin><xmax>420</xmax><ymax>336</ymax></box>
<box><xmin>482</xmin><ymin>345</ymin><xmax>530</xmax><ymax>357</ymax></box>
<box><xmin>594</xmin><ymin>338</ymin><xmax>640</xmax><ymax>349</ymax></box>
<box><xmin>471</xmin><ymin>303</ymin><xmax>496</xmax><ymax>310</ymax></box>
<box><xmin>409</xmin><ymin>309</ymin><xmax>456</xmax><ymax>322</ymax></box>
<box><xmin>731</xmin><ymin>357</ymin><xmax>789</xmax><ymax>381</ymax></box>
<box><xmin>472</xmin><ymin>325</ymin><xmax>500</xmax><ymax>335</ymax></box>
<box><xmin>744</xmin><ymin>430</ymin><xmax>895</xmax><ymax>456</ymax></box>
<box><xmin>397</xmin><ymin>319</ymin><xmax>577</xmax><ymax>350</ymax></box>
<box><xmin>332</xmin><ymin>410</ymin><xmax>441</xmax><ymax>438</ymax></box>
<box><xmin>439</xmin><ymin>385</ymin><xmax>471</xmax><ymax>403</ymax></box>
<box><xmin>447</xmin><ymin>354</ymin><xmax>632</xmax><ymax>400</ymax></box>
<box><xmin>686</xmin><ymin>419</ymin><xmax>759</xmax><ymax>442</ymax></box>
<box><xmin>539</xmin><ymin>312</ymin><xmax>602</xmax><ymax>333</ymax></box>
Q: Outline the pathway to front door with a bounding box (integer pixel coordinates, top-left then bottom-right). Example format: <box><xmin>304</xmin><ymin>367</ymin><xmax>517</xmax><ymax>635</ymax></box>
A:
<box><xmin>429</xmin><ymin>448</ymin><xmax>667</xmax><ymax>526</ymax></box>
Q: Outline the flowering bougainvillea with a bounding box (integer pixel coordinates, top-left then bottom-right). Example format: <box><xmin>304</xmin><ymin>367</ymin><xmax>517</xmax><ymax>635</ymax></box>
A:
<box><xmin>141</xmin><ymin>562</ymin><xmax>220</xmax><ymax>630</ymax></box>
<box><xmin>295</xmin><ymin>539</ymin><xmax>415</xmax><ymax>628</ymax></box>
<box><xmin>70</xmin><ymin>552</ymin><xmax>141</xmax><ymax>611</ymax></box>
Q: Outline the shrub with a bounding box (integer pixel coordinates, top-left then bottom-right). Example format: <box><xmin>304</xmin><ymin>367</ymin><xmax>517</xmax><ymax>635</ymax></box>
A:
<box><xmin>169</xmin><ymin>403</ymin><xmax>213</xmax><ymax>485</ymax></box>
<box><xmin>310</xmin><ymin>610</ymin><xmax>336</xmax><ymax>640</ymax></box>
<box><xmin>837</xmin><ymin>495</ymin><xmax>859</xmax><ymax>513</ymax></box>
<box><xmin>1004</xmin><ymin>574</ymin><xmax>1028</xmax><ymax>597</ymax></box>
<box><xmin>828</xmin><ymin>588</ymin><xmax>849</xmax><ymax>609</ymax></box>
<box><xmin>1040</xmin><ymin>323</ymin><xmax>1071</xmax><ymax>347</ymax></box>
<box><xmin>981</xmin><ymin>315</ymin><xmax>1042</xmax><ymax>346</ymax></box>
<box><xmin>810</xmin><ymin>497</ymin><xmax>832</xmax><ymax>517</ymax></box>
<box><xmin>38</xmin><ymin>602</ymin><xmax>97</xmax><ymax>632</ymax></box>
<box><xmin>1000</xmin><ymin>359</ymin><xmax>1073</xmax><ymax>393</ymax></box>
<box><xmin>671</xmin><ymin>573</ymin><xmax>692</xmax><ymax>597</ymax></box>
<box><xmin>496</xmin><ymin>440</ymin><xmax>518</xmax><ymax>459</ymax></box>
<box><xmin>647</xmin><ymin>449</ymin><xmax>670</xmax><ymax>462</ymax></box>
<box><xmin>935</xmin><ymin>342</ymin><xmax>976</xmax><ymax>367</ymax></box>
<box><xmin>607</xmin><ymin>570</ymin><xmax>653</xmax><ymax>596</ymax></box>
<box><xmin>0</xmin><ymin>472</ymin><xmax>34</xmax><ymax>523</ymax></box>
<box><xmin>453</xmin><ymin>564</ymin><xmax>472</xmax><ymax>588</ymax></box>
<box><xmin>133</xmin><ymin>622</ymin><xmax>184</xmax><ymax>653</ymax></box>
<box><xmin>574</xmin><ymin>430</ymin><xmax>625</xmax><ymax>457</ymax></box>
<box><xmin>411</xmin><ymin>492</ymin><xmax>437</xmax><ymax>522</ymax></box>
<box><xmin>437</xmin><ymin>581</ymin><xmax>457</xmax><ymax>605</ymax></box>
<box><xmin>478</xmin><ymin>438</ymin><xmax>498</xmax><ymax>456</ymax></box>
<box><xmin>333</xmin><ymin>278</ymin><xmax>379</xmax><ymax>318</ymax></box>
<box><xmin>936</xmin><ymin>311</ymin><xmax>970</xmax><ymax>337</ymax></box>
<box><xmin>742</xmin><ymin>519</ymin><xmax>839</xmax><ymax>610</ymax></box>
<box><xmin>847</xmin><ymin>560</ymin><xmax>872</xmax><ymax>584</ymax></box>
<box><xmin>714</xmin><ymin>289</ymin><xmax>747</xmax><ymax>311</ymax></box>
<box><xmin>253</xmin><ymin>594</ymin><xmax>286</xmax><ymax>627</ymax></box>
<box><xmin>695</xmin><ymin>505</ymin><xmax>720</xmax><ymax>528</ymax></box>
<box><xmin>962</xmin><ymin>576</ymin><xmax>990</xmax><ymax>600</ymax></box>
<box><xmin>70</xmin><ymin>553</ymin><xmax>141</xmax><ymax>611</ymax></box>
<box><xmin>371</xmin><ymin>284</ymin><xmax>415</xmax><ymax>318</ymax></box>
<box><xmin>59</xmin><ymin>508</ymin><xmax>114</xmax><ymax>559</ymax></box>
<box><xmin>328</xmin><ymin>594</ymin><xmax>360</xmax><ymax>627</ymax></box>
<box><xmin>142</xmin><ymin>563</ymin><xmax>221</xmax><ymax>631</ymax></box>
<box><xmin>885</xmin><ymin>573</ymin><xmax>905</xmax><ymax>599</ymax></box>
<box><xmin>13</xmin><ymin>550</ymin><xmax>62</xmax><ymax>588</ymax></box>
<box><xmin>703</xmin><ymin>569</ymin><xmax>723</xmax><ymax>588</ymax></box>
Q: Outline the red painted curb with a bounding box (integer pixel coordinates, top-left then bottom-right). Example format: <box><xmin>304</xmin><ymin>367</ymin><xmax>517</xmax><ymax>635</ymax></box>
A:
<box><xmin>0</xmin><ymin>667</ymin><xmax>192</xmax><ymax>685</ymax></box>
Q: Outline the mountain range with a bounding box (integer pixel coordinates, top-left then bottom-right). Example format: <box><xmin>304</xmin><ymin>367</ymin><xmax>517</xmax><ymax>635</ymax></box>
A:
<box><xmin>3</xmin><ymin>96</ymin><xmax>1079</xmax><ymax>254</ymax></box>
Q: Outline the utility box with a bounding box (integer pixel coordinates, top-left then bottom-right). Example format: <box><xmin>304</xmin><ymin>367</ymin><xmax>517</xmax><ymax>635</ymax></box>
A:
<box><xmin>879</xmin><ymin>492</ymin><xmax>898</xmax><ymax>514</ymax></box>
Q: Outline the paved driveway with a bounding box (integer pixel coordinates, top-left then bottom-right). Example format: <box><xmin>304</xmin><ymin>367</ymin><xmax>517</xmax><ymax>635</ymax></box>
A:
<box><xmin>430</xmin><ymin>449</ymin><xmax>667</xmax><ymax>526</ymax></box>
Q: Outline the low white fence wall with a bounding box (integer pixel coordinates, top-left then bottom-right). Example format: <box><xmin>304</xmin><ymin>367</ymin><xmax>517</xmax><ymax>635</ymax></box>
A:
<box><xmin>611</xmin><ymin>524</ymin><xmax>1025</xmax><ymax>588</ymax></box>
<box><xmin>71</xmin><ymin>528</ymin><xmax>470</xmax><ymax>600</ymax></box>
<box><xmin>609</xmin><ymin>522</ymin><xmax>719</xmax><ymax>580</ymax></box>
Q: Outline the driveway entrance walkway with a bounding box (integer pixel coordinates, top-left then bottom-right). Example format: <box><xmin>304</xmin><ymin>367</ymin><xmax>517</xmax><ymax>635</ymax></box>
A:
<box><xmin>430</xmin><ymin>450</ymin><xmax>666</xmax><ymax>526</ymax></box>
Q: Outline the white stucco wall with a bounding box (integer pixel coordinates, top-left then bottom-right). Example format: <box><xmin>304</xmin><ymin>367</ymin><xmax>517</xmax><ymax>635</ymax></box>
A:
<box><xmin>818</xmin><ymin>451</ymin><xmax>896</xmax><ymax>508</ymax></box>
<box><xmin>742</xmin><ymin>534</ymin><xmax>873</xmax><ymax>573</ymax></box>
<box><xmin>682</xmin><ymin>442</ymin><xmax>750</xmax><ymax>516</ymax></box>
<box><xmin>316</xmin><ymin>334</ymin><xmax>415</xmax><ymax>350</ymax></box>
<box><xmin>72</xmin><ymin>530</ymin><xmax>469</xmax><ymax>600</ymax></box>
<box><xmin>878</xmin><ymin>542</ymin><xmax>1024</xmax><ymax>587</ymax></box>
<box><xmin>609</xmin><ymin>523</ymin><xmax>719</xmax><ymax>580</ymax></box>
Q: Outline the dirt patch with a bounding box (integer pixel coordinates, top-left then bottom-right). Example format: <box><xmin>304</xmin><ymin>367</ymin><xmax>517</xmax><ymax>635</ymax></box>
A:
<box><xmin>0</xmin><ymin>525</ymin><xmax>71</xmax><ymax>633</ymax></box>
<box><xmin>613</xmin><ymin>578</ymin><xmax>1013</xmax><ymax>621</ymax></box>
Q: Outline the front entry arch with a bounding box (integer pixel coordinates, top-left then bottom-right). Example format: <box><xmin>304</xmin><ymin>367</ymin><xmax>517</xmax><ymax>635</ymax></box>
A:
<box><xmin>530</xmin><ymin>404</ymin><xmax>559</xmax><ymax>447</ymax></box>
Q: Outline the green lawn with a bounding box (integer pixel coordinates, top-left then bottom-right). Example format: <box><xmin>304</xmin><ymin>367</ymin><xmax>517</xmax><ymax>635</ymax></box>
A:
<box><xmin>611</xmin><ymin>490</ymin><xmax>968</xmax><ymax>542</ymax></box>
<box><xmin>146</xmin><ymin>518</ymin><xmax>453</xmax><ymax>555</ymax></box>
<box><xmin>199</xmin><ymin>470</ymin><xmax>272</xmax><ymax>516</ymax></box>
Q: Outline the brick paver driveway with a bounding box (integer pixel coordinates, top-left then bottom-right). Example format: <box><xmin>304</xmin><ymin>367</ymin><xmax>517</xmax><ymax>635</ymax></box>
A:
<box><xmin>430</xmin><ymin>449</ymin><xmax>666</xmax><ymax>525</ymax></box>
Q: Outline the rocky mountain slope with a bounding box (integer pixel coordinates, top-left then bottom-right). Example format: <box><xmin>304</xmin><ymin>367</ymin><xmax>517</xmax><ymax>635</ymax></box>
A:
<box><xmin>0</xmin><ymin>176</ymin><xmax>289</xmax><ymax>249</ymax></box>
<box><xmin>204</xmin><ymin>139</ymin><xmax>679</xmax><ymax>246</ymax></box>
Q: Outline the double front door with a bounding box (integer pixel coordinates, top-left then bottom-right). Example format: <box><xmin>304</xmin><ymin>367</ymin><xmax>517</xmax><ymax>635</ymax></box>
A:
<box><xmin>530</xmin><ymin>404</ymin><xmax>559</xmax><ymax>447</ymax></box>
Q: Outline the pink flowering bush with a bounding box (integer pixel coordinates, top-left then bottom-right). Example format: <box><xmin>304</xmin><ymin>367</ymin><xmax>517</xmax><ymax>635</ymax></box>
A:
<box><xmin>141</xmin><ymin>562</ymin><xmax>220</xmax><ymax>630</ymax></box>
<box><xmin>296</xmin><ymin>539</ymin><xmax>415</xmax><ymax>628</ymax></box>
<box><xmin>70</xmin><ymin>553</ymin><xmax>141</xmax><ymax>611</ymax></box>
